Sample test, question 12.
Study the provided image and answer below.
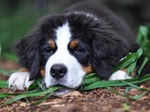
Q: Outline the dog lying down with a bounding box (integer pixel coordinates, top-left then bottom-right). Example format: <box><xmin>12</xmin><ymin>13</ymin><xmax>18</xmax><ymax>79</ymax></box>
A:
<box><xmin>8</xmin><ymin>2</ymin><xmax>140</xmax><ymax>96</ymax></box>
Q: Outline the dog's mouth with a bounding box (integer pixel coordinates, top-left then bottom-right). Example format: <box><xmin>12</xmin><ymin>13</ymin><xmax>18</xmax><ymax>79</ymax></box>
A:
<box><xmin>53</xmin><ymin>86</ymin><xmax>72</xmax><ymax>96</ymax></box>
<box><xmin>42</xmin><ymin>80</ymin><xmax>73</xmax><ymax>96</ymax></box>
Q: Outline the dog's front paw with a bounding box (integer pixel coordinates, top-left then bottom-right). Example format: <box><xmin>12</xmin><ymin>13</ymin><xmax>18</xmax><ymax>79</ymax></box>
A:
<box><xmin>8</xmin><ymin>72</ymin><xmax>34</xmax><ymax>90</ymax></box>
<box><xmin>109</xmin><ymin>70</ymin><xmax>131</xmax><ymax>80</ymax></box>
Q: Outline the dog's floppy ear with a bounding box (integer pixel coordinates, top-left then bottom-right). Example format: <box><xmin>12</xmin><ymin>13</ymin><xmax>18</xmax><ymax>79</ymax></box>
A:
<box><xmin>91</xmin><ymin>26</ymin><xmax>130</xmax><ymax>79</ymax></box>
<box><xmin>14</xmin><ymin>29</ymin><xmax>42</xmax><ymax>80</ymax></box>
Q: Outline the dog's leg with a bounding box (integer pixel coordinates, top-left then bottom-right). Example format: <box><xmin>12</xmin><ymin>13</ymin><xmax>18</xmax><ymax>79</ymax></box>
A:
<box><xmin>8</xmin><ymin>68</ymin><xmax>34</xmax><ymax>90</ymax></box>
<box><xmin>109</xmin><ymin>70</ymin><xmax>131</xmax><ymax>80</ymax></box>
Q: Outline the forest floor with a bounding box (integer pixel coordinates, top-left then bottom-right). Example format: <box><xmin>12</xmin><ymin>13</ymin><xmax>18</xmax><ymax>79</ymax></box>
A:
<box><xmin>0</xmin><ymin>60</ymin><xmax>150</xmax><ymax>112</ymax></box>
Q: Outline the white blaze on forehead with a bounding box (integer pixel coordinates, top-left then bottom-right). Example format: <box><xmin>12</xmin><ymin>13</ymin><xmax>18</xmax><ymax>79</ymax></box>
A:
<box><xmin>55</xmin><ymin>22</ymin><xmax>71</xmax><ymax>48</ymax></box>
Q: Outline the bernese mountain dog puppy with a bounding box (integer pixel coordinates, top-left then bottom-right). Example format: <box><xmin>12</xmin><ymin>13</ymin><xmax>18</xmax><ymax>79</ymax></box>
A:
<box><xmin>8</xmin><ymin>2</ymin><xmax>139</xmax><ymax>95</ymax></box>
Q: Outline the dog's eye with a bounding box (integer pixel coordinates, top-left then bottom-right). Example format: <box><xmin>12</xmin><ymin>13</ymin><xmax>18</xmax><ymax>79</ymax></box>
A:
<box><xmin>44</xmin><ymin>48</ymin><xmax>53</xmax><ymax>54</ymax></box>
<box><xmin>74</xmin><ymin>47</ymin><xmax>85</xmax><ymax>54</ymax></box>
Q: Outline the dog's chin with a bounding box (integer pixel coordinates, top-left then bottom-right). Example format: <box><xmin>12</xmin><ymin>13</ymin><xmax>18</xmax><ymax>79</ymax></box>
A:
<box><xmin>53</xmin><ymin>87</ymin><xmax>72</xmax><ymax>96</ymax></box>
<box><xmin>42</xmin><ymin>80</ymin><xmax>74</xmax><ymax>96</ymax></box>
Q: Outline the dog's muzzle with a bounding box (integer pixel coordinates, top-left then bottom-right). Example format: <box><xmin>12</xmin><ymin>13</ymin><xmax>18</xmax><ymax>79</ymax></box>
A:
<box><xmin>48</xmin><ymin>64</ymin><xmax>72</xmax><ymax>96</ymax></box>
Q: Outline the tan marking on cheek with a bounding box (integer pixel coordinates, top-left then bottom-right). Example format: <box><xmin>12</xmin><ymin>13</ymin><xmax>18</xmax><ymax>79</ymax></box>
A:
<box><xmin>48</xmin><ymin>40</ymin><xmax>55</xmax><ymax>49</ymax></box>
<box><xmin>18</xmin><ymin>68</ymin><xmax>29</xmax><ymax>72</ymax></box>
<box><xmin>82</xmin><ymin>65</ymin><xmax>92</xmax><ymax>73</ymax></box>
<box><xmin>41</xmin><ymin>68</ymin><xmax>45</xmax><ymax>77</ymax></box>
<box><xmin>70</xmin><ymin>39</ymin><xmax>78</xmax><ymax>49</ymax></box>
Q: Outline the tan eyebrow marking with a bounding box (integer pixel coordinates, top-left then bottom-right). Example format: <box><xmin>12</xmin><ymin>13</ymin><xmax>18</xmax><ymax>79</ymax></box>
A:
<box><xmin>82</xmin><ymin>65</ymin><xmax>93</xmax><ymax>73</ymax></box>
<box><xmin>69</xmin><ymin>39</ymin><xmax>78</xmax><ymax>49</ymax></box>
<box><xmin>41</xmin><ymin>67</ymin><xmax>45</xmax><ymax>77</ymax></box>
<box><xmin>48</xmin><ymin>40</ymin><xmax>55</xmax><ymax>49</ymax></box>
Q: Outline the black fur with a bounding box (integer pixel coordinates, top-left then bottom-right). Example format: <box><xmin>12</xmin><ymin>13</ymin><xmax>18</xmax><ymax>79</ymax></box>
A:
<box><xmin>14</xmin><ymin>27</ymin><xmax>42</xmax><ymax>80</ymax></box>
<box><xmin>14</xmin><ymin>2</ymin><xmax>139</xmax><ymax>80</ymax></box>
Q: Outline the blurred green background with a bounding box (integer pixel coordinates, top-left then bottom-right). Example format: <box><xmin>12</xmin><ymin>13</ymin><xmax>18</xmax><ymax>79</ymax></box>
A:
<box><xmin>0</xmin><ymin>0</ymin><xmax>150</xmax><ymax>61</ymax></box>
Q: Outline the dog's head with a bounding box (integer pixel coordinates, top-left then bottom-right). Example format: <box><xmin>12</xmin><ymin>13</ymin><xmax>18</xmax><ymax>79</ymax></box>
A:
<box><xmin>15</xmin><ymin>12</ymin><xmax>129</xmax><ymax>95</ymax></box>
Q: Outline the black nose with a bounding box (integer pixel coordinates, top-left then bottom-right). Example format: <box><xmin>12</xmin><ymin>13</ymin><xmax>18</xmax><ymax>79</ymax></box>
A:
<box><xmin>50</xmin><ymin>64</ymin><xmax>67</xmax><ymax>79</ymax></box>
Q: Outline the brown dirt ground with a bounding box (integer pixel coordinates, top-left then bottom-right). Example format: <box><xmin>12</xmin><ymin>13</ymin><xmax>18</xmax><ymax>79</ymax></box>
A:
<box><xmin>0</xmin><ymin>60</ymin><xmax>150</xmax><ymax>112</ymax></box>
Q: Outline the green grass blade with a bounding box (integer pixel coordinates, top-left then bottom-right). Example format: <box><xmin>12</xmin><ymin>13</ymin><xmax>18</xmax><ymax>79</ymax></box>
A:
<box><xmin>0</xmin><ymin>68</ymin><xmax>16</xmax><ymax>76</ymax></box>
<box><xmin>113</xmin><ymin>53</ymin><xmax>137</xmax><ymax>72</ymax></box>
<box><xmin>83</xmin><ymin>74</ymin><xmax>150</xmax><ymax>90</ymax></box>
<box><xmin>122</xmin><ymin>80</ymin><xmax>149</xmax><ymax>91</ymax></box>
<box><xmin>2</xmin><ymin>52</ymin><xmax>18</xmax><ymax>62</ymax></box>
<box><xmin>26</xmin><ymin>88</ymin><xmax>43</xmax><ymax>94</ymax></box>
<box><xmin>137</xmin><ymin>26</ymin><xmax>149</xmax><ymax>42</ymax></box>
<box><xmin>137</xmin><ymin>57</ymin><xmax>149</xmax><ymax>76</ymax></box>
<box><xmin>31</xmin><ymin>93</ymin><xmax>53</xmax><ymax>105</ymax></box>
<box><xmin>108</xmin><ymin>87</ymin><xmax>148</xmax><ymax>100</ymax></box>
<box><xmin>4</xmin><ymin>86</ymin><xmax>60</xmax><ymax>105</ymax></box>
<box><xmin>0</xmin><ymin>44</ymin><xmax>2</xmax><ymax>58</ymax></box>
<box><xmin>127</xmin><ymin>61</ymin><xmax>137</xmax><ymax>74</ymax></box>
<box><xmin>82</xmin><ymin>76</ymin><xmax>101</xmax><ymax>85</ymax></box>
<box><xmin>84</xmin><ymin>73</ymin><xmax>97</xmax><ymax>79</ymax></box>
<box><xmin>28</xmin><ymin>82</ymin><xmax>39</xmax><ymax>90</ymax></box>
<box><xmin>0</xmin><ymin>94</ymin><xmax>10</xmax><ymax>99</ymax></box>
<box><xmin>0</xmin><ymin>79</ymin><xmax>8</xmax><ymax>88</ymax></box>
<box><xmin>136</xmin><ymin>48</ymin><xmax>143</xmax><ymax>58</ymax></box>
<box><xmin>130</xmin><ymin>92</ymin><xmax>148</xmax><ymax>100</ymax></box>
<box><xmin>28</xmin><ymin>78</ymin><xmax>43</xmax><ymax>90</ymax></box>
